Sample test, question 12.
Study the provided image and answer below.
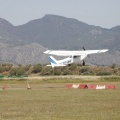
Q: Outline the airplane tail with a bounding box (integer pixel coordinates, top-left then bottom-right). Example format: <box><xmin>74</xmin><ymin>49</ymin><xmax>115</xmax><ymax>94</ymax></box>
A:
<box><xmin>48</xmin><ymin>56</ymin><xmax>58</xmax><ymax>67</ymax></box>
<box><xmin>47</xmin><ymin>56</ymin><xmax>70</xmax><ymax>68</ymax></box>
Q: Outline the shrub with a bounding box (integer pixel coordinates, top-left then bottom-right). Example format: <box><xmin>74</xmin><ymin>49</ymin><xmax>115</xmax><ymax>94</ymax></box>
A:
<box><xmin>110</xmin><ymin>64</ymin><xmax>116</xmax><ymax>69</ymax></box>
<box><xmin>69</xmin><ymin>63</ymin><xmax>77</xmax><ymax>70</ymax></box>
<box><xmin>23</xmin><ymin>64</ymin><xmax>31</xmax><ymax>71</ymax></box>
<box><xmin>10</xmin><ymin>67</ymin><xmax>17</xmax><ymax>75</ymax></box>
<box><xmin>16</xmin><ymin>68</ymin><xmax>25</xmax><ymax>76</ymax></box>
<box><xmin>2</xmin><ymin>64</ymin><xmax>13</xmax><ymax>71</ymax></box>
<box><xmin>32</xmin><ymin>64</ymin><xmax>42</xmax><ymax>73</ymax></box>
<box><xmin>41</xmin><ymin>67</ymin><xmax>54</xmax><ymax>75</ymax></box>
<box><xmin>0</xmin><ymin>66</ymin><xmax>3</xmax><ymax>73</ymax></box>
<box><xmin>63</xmin><ymin>70</ymin><xmax>72</xmax><ymax>75</ymax></box>
<box><xmin>79</xmin><ymin>67</ymin><xmax>89</xmax><ymax>74</ymax></box>
<box><xmin>10</xmin><ymin>67</ymin><xmax>25</xmax><ymax>76</ymax></box>
<box><xmin>96</xmin><ymin>71</ymin><xmax>112</xmax><ymax>76</ymax></box>
<box><xmin>54</xmin><ymin>68</ymin><xmax>61</xmax><ymax>75</ymax></box>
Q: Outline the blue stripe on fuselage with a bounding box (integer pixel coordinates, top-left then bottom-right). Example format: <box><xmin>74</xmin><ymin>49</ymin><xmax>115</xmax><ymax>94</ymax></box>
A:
<box><xmin>48</xmin><ymin>57</ymin><xmax>57</xmax><ymax>64</ymax></box>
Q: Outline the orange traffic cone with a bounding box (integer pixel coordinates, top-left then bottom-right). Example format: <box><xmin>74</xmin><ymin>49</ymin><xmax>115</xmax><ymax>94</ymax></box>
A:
<box><xmin>2</xmin><ymin>85</ymin><xmax>6</xmax><ymax>90</ymax></box>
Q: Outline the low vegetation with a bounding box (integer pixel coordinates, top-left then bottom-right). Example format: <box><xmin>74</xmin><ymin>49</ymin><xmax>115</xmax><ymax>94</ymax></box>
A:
<box><xmin>0</xmin><ymin>63</ymin><xmax>120</xmax><ymax>77</ymax></box>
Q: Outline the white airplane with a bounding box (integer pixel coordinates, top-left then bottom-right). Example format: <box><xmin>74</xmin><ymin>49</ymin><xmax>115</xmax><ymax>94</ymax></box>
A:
<box><xmin>44</xmin><ymin>48</ymin><xmax>108</xmax><ymax>67</ymax></box>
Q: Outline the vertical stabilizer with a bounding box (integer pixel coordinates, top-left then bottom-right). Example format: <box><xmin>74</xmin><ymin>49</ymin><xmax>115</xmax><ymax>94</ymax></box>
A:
<box><xmin>48</xmin><ymin>56</ymin><xmax>58</xmax><ymax>65</ymax></box>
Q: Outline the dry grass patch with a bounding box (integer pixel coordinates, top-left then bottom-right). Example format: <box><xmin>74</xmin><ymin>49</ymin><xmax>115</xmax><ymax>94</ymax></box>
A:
<box><xmin>0</xmin><ymin>81</ymin><xmax>120</xmax><ymax>120</ymax></box>
<box><xmin>0</xmin><ymin>76</ymin><xmax>120</xmax><ymax>120</ymax></box>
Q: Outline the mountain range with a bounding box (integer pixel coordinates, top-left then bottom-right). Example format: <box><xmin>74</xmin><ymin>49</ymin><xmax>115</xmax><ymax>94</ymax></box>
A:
<box><xmin>0</xmin><ymin>14</ymin><xmax>120</xmax><ymax>66</ymax></box>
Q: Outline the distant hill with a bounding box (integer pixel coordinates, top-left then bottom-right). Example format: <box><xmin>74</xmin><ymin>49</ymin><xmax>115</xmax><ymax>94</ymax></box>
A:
<box><xmin>111</xmin><ymin>26</ymin><xmax>120</xmax><ymax>32</ymax></box>
<box><xmin>0</xmin><ymin>43</ymin><xmax>47</xmax><ymax>65</ymax></box>
<box><xmin>0</xmin><ymin>14</ymin><xmax>120</xmax><ymax>65</ymax></box>
<box><xmin>15</xmin><ymin>14</ymin><xmax>120</xmax><ymax>50</ymax></box>
<box><xmin>0</xmin><ymin>18</ymin><xmax>25</xmax><ymax>46</ymax></box>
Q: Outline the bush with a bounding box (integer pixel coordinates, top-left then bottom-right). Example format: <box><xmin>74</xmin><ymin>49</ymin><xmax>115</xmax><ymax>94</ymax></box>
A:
<box><xmin>16</xmin><ymin>68</ymin><xmax>25</xmax><ymax>76</ymax></box>
<box><xmin>41</xmin><ymin>67</ymin><xmax>54</xmax><ymax>75</ymax></box>
<box><xmin>96</xmin><ymin>71</ymin><xmax>112</xmax><ymax>76</ymax></box>
<box><xmin>110</xmin><ymin>64</ymin><xmax>116</xmax><ymax>69</ymax></box>
<box><xmin>54</xmin><ymin>68</ymin><xmax>61</xmax><ymax>75</ymax></box>
<box><xmin>0</xmin><ymin>66</ymin><xmax>3</xmax><ymax>73</ymax></box>
<box><xmin>23</xmin><ymin>64</ymin><xmax>31</xmax><ymax>71</ymax></box>
<box><xmin>10</xmin><ymin>68</ymin><xmax>17</xmax><ymax>75</ymax></box>
<box><xmin>79</xmin><ymin>67</ymin><xmax>89</xmax><ymax>74</ymax></box>
<box><xmin>32</xmin><ymin>64</ymin><xmax>43</xmax><ymax>73</ymax></box>
<box><xmin>63</xmin><ymin>70</ymin><xmax>72</xmax><ymax>75</ymax></box>
<box><xmin>10</xmin><ymin>67</ymin><xmax>25</xmax><ymax>76</ymax></box>
<box><xmin>69</xmin><ymin>63</ymin><xmax>77</xmax><ymax>70</ymax></box>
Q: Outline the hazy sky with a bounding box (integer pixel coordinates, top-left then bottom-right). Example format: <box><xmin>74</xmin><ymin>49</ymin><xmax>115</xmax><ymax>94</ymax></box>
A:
<box><xmin>0</xmin><ymin>0</ymin><xmax>120</xmax><ymax>28</ymax></box>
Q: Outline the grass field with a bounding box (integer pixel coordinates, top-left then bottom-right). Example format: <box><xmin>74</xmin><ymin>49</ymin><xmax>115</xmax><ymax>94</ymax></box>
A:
<box><xmin>0</xmin><ymin>76</ymin><xmax>120</xmax><ymax>120</ymax></box>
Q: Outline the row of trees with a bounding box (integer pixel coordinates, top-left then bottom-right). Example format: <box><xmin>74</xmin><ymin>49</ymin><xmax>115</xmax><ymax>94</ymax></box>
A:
<box><xmin>0</xmin><ymin>63</ymin><xmax>120</xmax><ymax>76</ymax></box>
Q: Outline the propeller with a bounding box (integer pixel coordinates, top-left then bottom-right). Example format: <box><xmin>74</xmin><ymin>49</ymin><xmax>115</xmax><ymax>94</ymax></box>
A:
<box><xmin>82</xmin><ymin>46</ymin><xmax>90</xmax><ymax>66</ymax></box>
<box><xmin>83</xmin><ymin>47</ymin><xmax>86</xmax><ymax>51</ymax></box>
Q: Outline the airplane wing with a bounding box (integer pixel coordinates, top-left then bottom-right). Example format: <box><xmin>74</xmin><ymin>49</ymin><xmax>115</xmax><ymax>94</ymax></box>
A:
<box><xmin>44</xmin><ymin>49</ymin><xmax>108</xmax><ymax>56</ymax></box>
